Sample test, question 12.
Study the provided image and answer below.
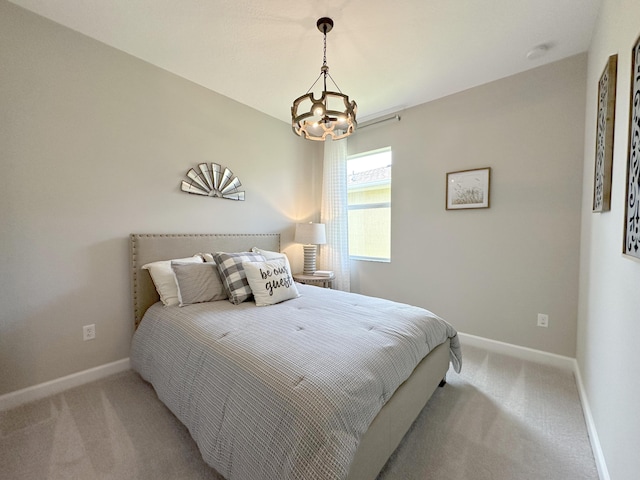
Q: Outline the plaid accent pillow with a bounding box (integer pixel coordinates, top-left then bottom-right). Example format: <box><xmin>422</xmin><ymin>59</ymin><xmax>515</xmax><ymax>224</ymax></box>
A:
<box><xmin>213</xmin><ymin>252</ymin><xmax>266</xmax><ymax>305</ymax></box>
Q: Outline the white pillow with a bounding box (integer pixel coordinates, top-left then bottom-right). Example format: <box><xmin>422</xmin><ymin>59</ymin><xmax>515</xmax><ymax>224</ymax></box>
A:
<box><xmin>199</xmin><ymin>252</ymin><xmax>215</xmax><ymax>263</ymax></box>
<box><xmin>142</xmin><ymin>255</ymin><xmax>203</xmax><ymax>306</ymax></box>
<box><xmin>242</xmin><ymin>258</ymin><xmax>300</xmax><ymax>306</ymax></box>
<box><xmin>171</xmin><ymin>262</ymin><xmax>227</xmax><ymax>306</ymax></box>
<box><xmin>250</xmin><ymin>247</ymin><xmax>292</xmax><ymax>273</ymax></box>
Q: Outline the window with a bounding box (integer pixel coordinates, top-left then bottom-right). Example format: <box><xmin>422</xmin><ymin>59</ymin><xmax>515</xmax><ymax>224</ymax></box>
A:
<box><xmin>347</xmin><ymin>147</ymin><xmax>392</xmax><ymax>261</ymax></box>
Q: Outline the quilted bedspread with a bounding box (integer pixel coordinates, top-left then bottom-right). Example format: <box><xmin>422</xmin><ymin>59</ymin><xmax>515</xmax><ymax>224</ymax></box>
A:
<box><xmin>130</xmin><ymin>284</ymin><xmax>461</xmax><ymax>480</ymax></box>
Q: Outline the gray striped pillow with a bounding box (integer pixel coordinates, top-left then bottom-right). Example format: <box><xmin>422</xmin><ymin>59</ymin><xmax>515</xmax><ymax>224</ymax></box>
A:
<box><xmin>171</xmin><ymin>262</ymin><xmax>227</xmax><ymax>306</ymax></box>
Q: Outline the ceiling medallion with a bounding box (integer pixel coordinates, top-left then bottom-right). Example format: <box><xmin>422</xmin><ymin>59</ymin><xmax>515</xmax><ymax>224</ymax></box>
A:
<box><xmin>180</xmin><ymin>163</ymin><xmax>244</xmax><ymax>201</ymax></box>
<box><xmin>291</xmin><ymin>17</ymin><xmax>357</xmax><ymax>141</ymax></box>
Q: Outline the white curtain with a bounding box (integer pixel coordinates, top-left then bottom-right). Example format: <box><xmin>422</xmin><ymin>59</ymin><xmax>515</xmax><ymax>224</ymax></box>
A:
<box><xmin>318</xmin><ymin>138</ymin><xmax>350</xmax><ymax>292</ymax></box>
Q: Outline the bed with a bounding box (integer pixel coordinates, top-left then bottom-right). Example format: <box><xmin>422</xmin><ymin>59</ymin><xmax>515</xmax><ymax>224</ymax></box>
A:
<box><xmin>129</xmin><ymin>233</ymin><xmax>461</xmax><ymax>480</ymax></box>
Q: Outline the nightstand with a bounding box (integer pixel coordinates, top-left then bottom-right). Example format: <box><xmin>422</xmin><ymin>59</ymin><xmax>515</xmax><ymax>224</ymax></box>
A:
<box><xmin>293</xmin><ymin>272</ymin><xmax>335</xmax><ymax>289</ymax></box>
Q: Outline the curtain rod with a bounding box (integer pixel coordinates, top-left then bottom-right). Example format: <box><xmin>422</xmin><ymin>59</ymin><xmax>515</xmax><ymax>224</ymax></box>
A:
<box><xmin>359</xmin><ymin>114</ymin><xmax>401</xmax><ymax>129</ymax></box>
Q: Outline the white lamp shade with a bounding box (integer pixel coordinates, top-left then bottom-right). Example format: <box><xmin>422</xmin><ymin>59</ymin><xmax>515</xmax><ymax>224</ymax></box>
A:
<box><xmin>295</xmin><ymin>223</ymin><xmax>326</xmax><ymax>245</ymax></box>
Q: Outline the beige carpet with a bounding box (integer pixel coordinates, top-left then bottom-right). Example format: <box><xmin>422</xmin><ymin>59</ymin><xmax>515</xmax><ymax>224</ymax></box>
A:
<box><xmin>0</xmin><ymin>345</ymin><xmax>598</xmax><ymax>480</ymax></box>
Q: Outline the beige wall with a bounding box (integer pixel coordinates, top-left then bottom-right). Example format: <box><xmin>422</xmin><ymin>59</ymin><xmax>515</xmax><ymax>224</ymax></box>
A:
<box><xmin>347</xmin><ymin>55</ymin><xmax>587</xmax><ymax>357</ymax></box>
<box><xmin>3</xmin><ymin>4</ymin><xmax>637</xmax><ymax>476</ymax></box>
<box><xmin>0</xmin><ymin>2</ymin><xmax>321</xmax><ymax>395</ymax></box>
<box><xmin>578</xmin><ymin>0</ymin><xmax>640</xmax><ymax>478</ymax></box>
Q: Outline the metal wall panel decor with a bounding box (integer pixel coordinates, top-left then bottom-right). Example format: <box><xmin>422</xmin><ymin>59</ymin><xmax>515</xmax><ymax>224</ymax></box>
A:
<box><xmin>593</xmin><ymin>54</ymin><xmax>617</xmax><ymax>213</ymax></box>
<box><xmin>624</xmin><ymin>35</ymin><xmax>640</xmax><ymax>258</ymax></box>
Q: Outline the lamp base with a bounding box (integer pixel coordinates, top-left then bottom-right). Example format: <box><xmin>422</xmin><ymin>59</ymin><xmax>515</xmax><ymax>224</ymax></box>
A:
<box><xmin>302</xmin><ymin>245</ymin><xmax>318</xmax><ymax>275</ymax></box>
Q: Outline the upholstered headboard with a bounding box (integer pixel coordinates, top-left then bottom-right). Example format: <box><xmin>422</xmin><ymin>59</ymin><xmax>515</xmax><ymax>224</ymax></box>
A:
<box><xmin>130</xmin><ymin>233</ymin><xmax>280</xmax><ymax>328</ymax></box>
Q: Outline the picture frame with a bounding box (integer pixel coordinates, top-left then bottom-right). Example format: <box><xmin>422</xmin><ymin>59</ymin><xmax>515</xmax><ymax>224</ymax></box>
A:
<box><xmin>446</xmin><ymin>167</ymin><xmax>491</xmax><ymax>210</ymax></box>
<box><xmin>593</xmin><ymin>54</ymin><xmax>617</xmax><ymax>213</ymax></box>
<box><xmin>623</xmin><ymin>35</ymin><xmax>640</xmax><ymax>259</ymax></box>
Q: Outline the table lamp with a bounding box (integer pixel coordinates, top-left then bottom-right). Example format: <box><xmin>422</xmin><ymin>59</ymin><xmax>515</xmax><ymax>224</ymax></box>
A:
<box><xmin>295</xmin><ymin>223</ymin><xmax>326</xmax><ymax>274</ymax></box>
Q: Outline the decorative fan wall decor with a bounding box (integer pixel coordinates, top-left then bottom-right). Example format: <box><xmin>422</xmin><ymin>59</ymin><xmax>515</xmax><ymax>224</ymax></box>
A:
<box><xmin>180</xmin><ymin>163</ymin><xmax>245</xmax><ymax>201</ymax></box>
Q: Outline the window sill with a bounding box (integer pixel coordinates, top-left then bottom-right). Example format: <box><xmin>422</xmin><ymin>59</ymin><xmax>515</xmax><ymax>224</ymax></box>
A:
<box><xmin>349</xmin><ymin>256</ymin><xmax>390</xmax><ymax>263</ymax></box>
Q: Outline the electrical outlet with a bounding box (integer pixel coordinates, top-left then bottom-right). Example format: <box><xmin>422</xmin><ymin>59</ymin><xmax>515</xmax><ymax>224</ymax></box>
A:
<box><xmin>537</xmin><ymin>314</ymin><xmax>549</xmax><ymax>328</ymax></box>
<box><xmin>83</xmin><ymin>324</ymin><xmax>96</xmax><ymax>341</ymax></box>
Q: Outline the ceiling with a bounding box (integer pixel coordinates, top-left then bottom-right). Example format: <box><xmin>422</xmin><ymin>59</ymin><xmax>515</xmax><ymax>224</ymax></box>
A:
<box><xmin>9</xmin><ymin>0</ymin><xmax>602</xmax><ymax>124</ymax></box>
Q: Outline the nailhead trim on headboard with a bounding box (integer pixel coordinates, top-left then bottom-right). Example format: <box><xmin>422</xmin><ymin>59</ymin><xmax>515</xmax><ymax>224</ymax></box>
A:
<box><xmin>130</xmin><ymin>233</ymin><xmax>281</xmax><ymax>329</ymax></box>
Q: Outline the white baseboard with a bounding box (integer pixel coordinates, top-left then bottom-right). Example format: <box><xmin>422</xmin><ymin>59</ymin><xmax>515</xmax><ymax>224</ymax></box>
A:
<box><xmin>457</xmin><ymin>332</ymin><xmax>575</xmax><ymax>371</ymax></box>
<box><xmin>0</xmin><ymin>357</ymin><xmax>130</xmax><ymax>412</ymax></box>
<box><xmin>572</xmin><ymin>360</ymin><xmax>610</xmax><ymax>480</ymax></box>
<box><xmin>457</xmin><ymin>332</ymin><xmax>609</xmax><ymax>479</ymax></box>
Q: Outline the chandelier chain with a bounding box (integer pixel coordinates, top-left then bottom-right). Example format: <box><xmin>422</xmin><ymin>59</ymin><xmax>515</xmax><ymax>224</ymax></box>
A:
<box><xmin>322</xmin><ymin>25</ymin><xmax>328</xmax><ymax>92</ymax></box>
<box><xmin>323</xmin><ymin>26</ymin><xmax>327</xmax><ymax>68</ymax></box>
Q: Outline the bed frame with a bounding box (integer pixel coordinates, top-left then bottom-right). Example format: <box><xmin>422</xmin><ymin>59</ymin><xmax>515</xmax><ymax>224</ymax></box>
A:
<box><xmin>130</xmin><ymin>233</ymin><xmax>450</xmax><ymax>480</ymax></box>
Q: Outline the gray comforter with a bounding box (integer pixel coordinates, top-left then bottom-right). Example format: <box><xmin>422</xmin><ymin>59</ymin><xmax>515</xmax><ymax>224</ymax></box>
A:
<box><xmin>131</xmin><ymin>284</ymin><xmax>461</xmax><ymax>480</ymax></box>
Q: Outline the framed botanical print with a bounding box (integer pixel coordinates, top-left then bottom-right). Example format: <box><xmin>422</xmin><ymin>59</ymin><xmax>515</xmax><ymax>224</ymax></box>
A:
<box><xmin>446</xmin><ymin>168</ymin><xmax>491</xmax><ymax>210</ymax></box>
<box><xmin>593</xmin><ymin>54</ymin><xmax>617</xmax><ymax>212</ymax></box>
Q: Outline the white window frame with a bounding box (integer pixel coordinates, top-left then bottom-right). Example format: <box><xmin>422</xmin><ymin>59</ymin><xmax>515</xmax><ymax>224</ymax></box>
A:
<box><xmin>347</xmin><ymin>147</ymin><xmax>392</xmax><ymax>262</ymax></box>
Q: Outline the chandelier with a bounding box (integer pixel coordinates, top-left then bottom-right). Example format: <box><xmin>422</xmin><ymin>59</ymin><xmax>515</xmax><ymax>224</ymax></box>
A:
<box><xmin>291</xmin><ymin>17</ymin><xmax>357</xmax><ymax>141</ymax></box>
